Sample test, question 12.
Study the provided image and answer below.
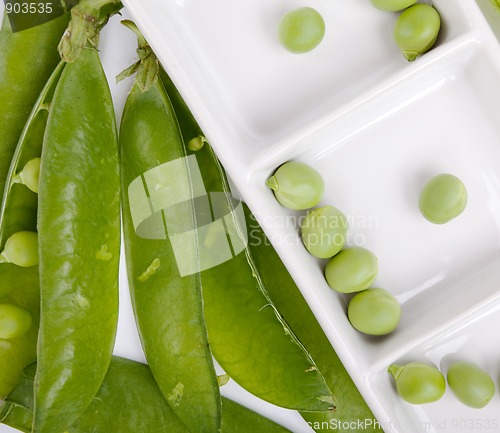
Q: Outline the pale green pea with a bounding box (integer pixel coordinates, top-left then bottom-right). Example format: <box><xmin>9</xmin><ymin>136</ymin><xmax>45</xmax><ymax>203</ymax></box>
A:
<box><xmin>419</xmin><ymin>173</ymin><xmax>467</xmax><ymax>224</ymax></box>
<box><xmin>266</xmin><ymin>161</ymin><xmax>324</xmax><ymax>210</ymax></box>
<box><xmin>14</xmin><ymin>157</ymin><xmax>41</xmax><ymax>193</ymax></box>
<box><xmin>388</xmin><ymin>362</ymin><xmax>446</xmax><ymax>404</ymax></box>
<box><xmin>447</xmin><ymin>361</ymin><xmax>496</xmax><ymax>408</ymax></box>
<box><xmin>0</xmin><ymin>231</ymin><xmax>39</xmax><ymax>267</ymax></box>
<box><xmin>394</xmin><ymin>4</ymin><xmax>441</xmax><ymax>61</ymax></box>
<box><xmin>348</xmin><ymin>288</ymin><xmax>400</xmax><ymax>335</ymax></box>
<box><xmin>325</xmin><ymin>247</ymin><xmax>378</xmax><ymax>293</ymax></box>
<box><xmin>278</xmin><ymin>7</ymin><xmax>325</xmax><ymax>54</ymax></box>
<box><xmin>301</xmin><ymin>205</ymin><xmax>348</xmax><ymax>259</ymax></box>
<box><xmin>0</xmin><ymin>304</ymin><xmax>32</xmax><ymax>339</ymax></box>
<box><xmin>370</xmin><ymin>0</ymin><xmax>417</xmax><ymax>12</ymax></box>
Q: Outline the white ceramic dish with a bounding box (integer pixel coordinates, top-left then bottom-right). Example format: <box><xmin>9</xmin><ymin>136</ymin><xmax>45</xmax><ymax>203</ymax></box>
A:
<box><xmin>120</xmin><ymin>0</ymin><xmax>500</xmax><ymax>432</ymax></box>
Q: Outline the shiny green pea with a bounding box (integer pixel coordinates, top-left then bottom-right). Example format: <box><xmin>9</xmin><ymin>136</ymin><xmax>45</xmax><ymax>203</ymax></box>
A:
<box><xmin>278</xmin><ymin>7</ymin><xmax>325</xmax><ymax>54</ymax></box>
<box><xmin>0</xmin><ymin>304</ymin><xmax>32</xmax><ymax>339</ymax></box>
<box><xmin>388</xmin><ymin>362</ymin><xmax>446</xmax><ymax>404</ymax></box>
<box><xmin>447</xmin><ymin>362</ymin><xmax>495</xmax><ymax>408</ymax></box>
<box><xmin>14</xmin><ymin>157</ymin><xmax>41</xmax><ymax>193</ymax></box>
<box><xmin>325</xmin><ymin>247</ymin><xmax>378</xmax><ymax>293</ymax></box>
<box><xmin>394</xmin><ymin>4</ymin><xmax>441</xmax><ymax>61</ymax></box>
<box><xmin>0</xmin><ymin>231</ymin><xmax>38</xmax><ymax>267</ymax></box>
<box><xmin>370</xmin><ymin>0</ymin><xmax>417</xmax><ymax>12</ymax></box>
<box><xmin>301</xmin><ymin>205</ymin><xmax>348</xmax><ymax>259</ymax></box>
<box><xmin>266</xmin><ymin>161</ymin><xmax>324</xmax><ymax>210</ymax></box>
<box><xmin>419</xmin><ymin>173</ymin><xmax>467</xmax><ymax>224</ymax></box>
<box><xmin>348</xmin><ymin>288</ymin><xmax>400</xmax><ymax>335</ymax></box>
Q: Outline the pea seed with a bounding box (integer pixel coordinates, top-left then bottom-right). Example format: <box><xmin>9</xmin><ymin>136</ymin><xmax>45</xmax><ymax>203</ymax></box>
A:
<box><xmin>19</xmin><ymin>157</ymin><xmax>41</xmax><ymax>193</ymax></box>
<box><xmin>394</xmin><ymin>4</ymin><xmax>441</xmax><ymax>61</ymax></box>
<box><xmin>0</xmin><ymin>304</ymin><xmax>32</xmax><ymax>339</ymax></box>
<box><xmin>325</xmin><ymin>247</ymin><xmax>378</xmax><ymax>293</ymax></box>
<box><xmin>388</xmin><ymin>362</ymin><xmax>446</xmax><ymax>404</ymax></box>
<box><xmin>278</xmin><ymin>7</ymin><xmax>325</xmax><ymax>54</ymax></box>
<box><xmin>0</xmin><ymin>231</ymin><xmax>38</xmax><ymax>267</ymax></box>
<box><xmin>348</xmin><ymin>288</ymin><xmax>400</xmax><ymax>335</ymax></box>
<box><xmin>419</xmin><ymin>173</ymin><xmax>467</xmax><ymax>224</ymax></box>
<box><xmin>266</xmin><ymin>161</ymin><xmax>324</xmax><ymax>210</ymax></box>
<box><xmin>447</xmin><ymin>361</ymin><xmax>495</xmax><ymax>408</ymax></box>
<box><xmin>370</xmin><ymin>0</ymin><xmax>417</xmax><ymax>12</ymax></box>
<box><xmin>301</xmin><ymin>205</ymin><xmax>348</xmax><ymax>259</ymax></box>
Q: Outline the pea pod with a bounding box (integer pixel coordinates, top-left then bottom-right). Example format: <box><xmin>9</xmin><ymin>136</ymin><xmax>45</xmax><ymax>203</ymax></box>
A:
<box><xmin>120</xmin><ymin>23</ymin><xmax>221</xmax><ymax>433</ymax></box>
<box><xmin>35</xmin><ymin>3</ymin><xmax>121</xmax><ymax>431</ymax></box>
<box><xmin>0</xmin><ymin>60</ymin><xmax>65</xmax><ymax>398</ymax></box>
<box><xmin>0</xmin><ymin>11</ymin><xmax>68</xmax><ymax>201</ymax></box>
<box><xmin>1</xmin><ymin>357</ymin><xmax>292</xmax><ymax>433</ymax></box>
<box><xmin>160</xmin><ymin>73</ymin><xmax>334</xmax><ymax>412</ymax></box>
<box><xmin>0</xmin><ymin>61</ymin><xmax>65</xmax><ymax>248</ymax></box>
<box><xmin>245</xmin><ymin>210</ymin><xmax>383</xmax><ymax>432</ymax></box>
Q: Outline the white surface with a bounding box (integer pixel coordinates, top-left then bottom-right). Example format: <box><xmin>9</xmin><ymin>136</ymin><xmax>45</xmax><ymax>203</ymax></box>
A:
<box><xmin>119</xmin><ymin>0</ymin><xmax>500</xmax><ymax>433</ymax></box>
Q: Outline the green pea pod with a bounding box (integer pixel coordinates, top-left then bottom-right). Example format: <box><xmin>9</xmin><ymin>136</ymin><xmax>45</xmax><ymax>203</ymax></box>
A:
<box><xmin>0</xmin><ymin>60</ymin><xmax>65</xmax><ymax>399</ymax></box>
<box><xmin>0</xmin><ymin>357</ymin><xmax>291</xmax><ymax>433</ymax></box>
<box><xmin>120</xmin><ymin>29</ymin><xmax>221</xmax><ymax>433</ymax></box>
<box><xmin>35</xmin><ymin>45</ymin><xmax>120</xmax><ymax>433</ymax></box>
<box><xmin>160</xmin><ymin>73</ymin><xmax>334</xmax><ymax>412</ymax></box>
<box><xmin>0</xmin><ymin>60</ymin><xmax>65</xmax><ymax>248</ymax></box>
<box><xmin>245</xmin><ymin>210</ymin><xmax>383</xmax><ymax>432</ymax></box>
<box><xmin>0</xmin><ymin>11</ymin><xmax>68</xmax><ymax>202</ymax></box>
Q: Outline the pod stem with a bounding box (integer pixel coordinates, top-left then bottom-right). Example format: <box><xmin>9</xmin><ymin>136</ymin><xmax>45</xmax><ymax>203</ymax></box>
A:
<box><xmin>265</xmin><ymin>176</ymin><xmax>279</xmax><ymax>191</ymax></box>
<box><xmin>387</xmin><ymin>364</ymin><xmax>404</xmax><ymax>380</ymax></box>
<box><xmin>58</xmin><ymin>0</ymin><xmax>123</xmax><ymax>63</ymax></box>
<box><xmin>0</xmin><ymin>250</ymin><xmax>10</xmax><ymax>264</ymax></box>
<box><xmin>188</xmin><ymin>135</ymin><xmax>208</xmax><ymax>152</ymax></box>
<box><xmin>116</xmin><ymin>20</ymin><xmax>159</xmax><ymax>92</ymax></box>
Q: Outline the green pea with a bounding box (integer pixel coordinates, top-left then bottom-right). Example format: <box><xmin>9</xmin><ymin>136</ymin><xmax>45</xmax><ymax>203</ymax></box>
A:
<box><xmin>301</xmin><ymin>205</ymin><xmax>348</xmax><ymax>259</ymax></box>
<box><xmin>388</xmin><ymin>362</ymin><xmax>446</xmax><ymax>404</ymax></box>
<box><xmin>16</xmin><ymin>157</ymin><xmax>41</xmax><ymax>193</ymax></box>
<box><xmin>447</xmin><ymin>361</ymin><xmax>495</xmax><ymax>408</ymax></box>
<box><xmin>393</xmin><ymin>4</ymin><xmax>441</xmax><ymax>61</ymax></box>
<box><xmin>266</xmin><ymin>161</ymin><xmax>324</xmax><ymax>210</ymax></box>
<box><xmin>325</xmin><ymin>247</ymin><xmax>378</xmax><ymax>293</ymax></box>
<box><xmin>278</xmin><ymin>7</ymin><xmax>325</xmax><ymax>54</ymax></box>
<box><xmin>0</xmin><ymin>231</ymin><xmax>38</xmax><ymax>267</ymax></box>
<box><xmin>419</xmin><ymin>173</ymin><xmax>467</xmax><ymax>224</ymax></box>
<box><xmin>348</xmin><ymin>288</ymin><xmax>400</xmax><ymax>335</ymax></box>
<box><xmin>0</xmin><ymin>304</ymin><xmax>32</xmax><ymax>339</ymax></box>
<box><xmin>370</xmin><ymin>0</ymin><xmax>417</xmax><ymax>12</ymax></box>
